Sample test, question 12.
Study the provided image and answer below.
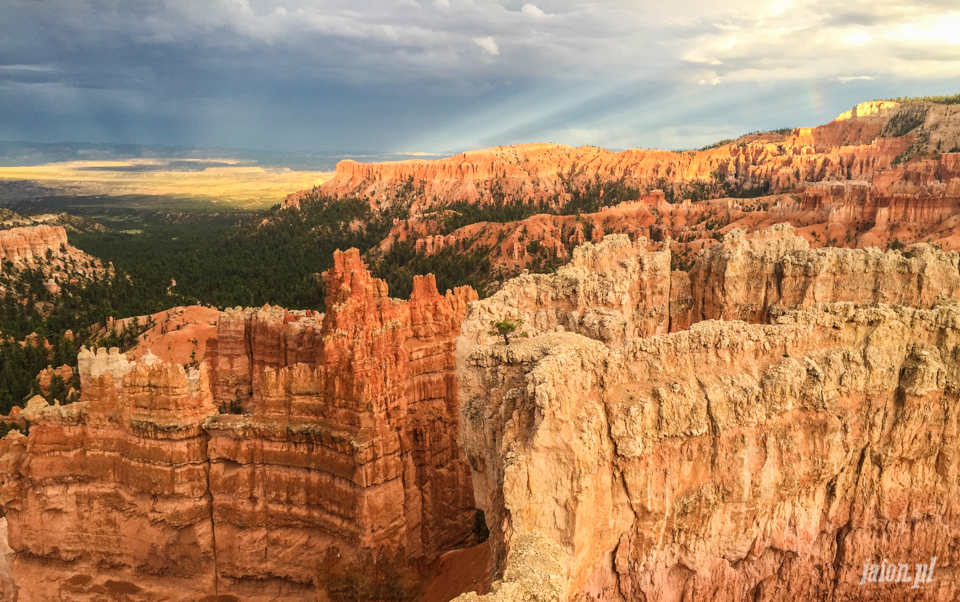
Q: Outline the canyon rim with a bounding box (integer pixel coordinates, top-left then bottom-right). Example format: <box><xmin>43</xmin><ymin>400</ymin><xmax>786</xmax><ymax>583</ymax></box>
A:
<box><xmin>1</xmin><ymin>96</ymin><xmax>960</xmax><ymax>601</ymax></box>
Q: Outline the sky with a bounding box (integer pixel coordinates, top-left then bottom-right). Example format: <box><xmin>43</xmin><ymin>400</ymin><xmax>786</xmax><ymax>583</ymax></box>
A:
<box><xmin>1</xmin><ymin>0</ymin><xmax>959</xmax><ymax>154</ymax></box>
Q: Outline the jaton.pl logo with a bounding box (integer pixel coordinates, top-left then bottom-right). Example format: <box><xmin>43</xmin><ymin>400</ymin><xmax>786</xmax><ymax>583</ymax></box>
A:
<box><xmin>859</xmin><ymin>557</ymin><xmax>937</xmax><ymax>588</ymax></box>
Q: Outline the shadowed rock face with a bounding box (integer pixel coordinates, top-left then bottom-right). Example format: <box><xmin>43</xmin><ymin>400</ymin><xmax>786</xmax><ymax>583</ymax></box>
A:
<box><xmin>456</xmin><ymin>228</ymin><xmax>960</xmax><ymax>602</ymax></box>
<box><xmin>0</xmin><ymin>250</ymin><xmax>480</xmax><ymax>602</ymax></box>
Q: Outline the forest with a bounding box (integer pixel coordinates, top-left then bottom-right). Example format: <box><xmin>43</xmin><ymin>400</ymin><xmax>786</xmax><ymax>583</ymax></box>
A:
<box><xmin>0</xmin><ymin>174</ymin><xmax>713</xmax><ymax>413</ymax></box>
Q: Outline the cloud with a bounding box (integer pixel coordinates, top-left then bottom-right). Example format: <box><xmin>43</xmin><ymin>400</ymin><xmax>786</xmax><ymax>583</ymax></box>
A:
<box><xmin>675</xmin><ymin>0</ymin><xmax>960</xmax><ymax>83</ymax></box>
<box><xmin>1</xmin><ymin>0</ymin><xmax>959</xmax><ymax>153</ymax></box>
<box><xmin>473</xmin><ymin>36</ymin><xmax>500</xmax><ymax>56</ymax></box>
<box><xmin>521</xmin><ymin>4</ymin><xmax>546</xmax><ymax>17</ymax></box>
<box><xmin>843</xmin><ymin>31</ymin><xmax>871</xmax><ymax>46</ymax></box>
<box><xmin>684</xmin><ymin>54</ymin><xmax>722</xmax><ymax>66</ymax></box>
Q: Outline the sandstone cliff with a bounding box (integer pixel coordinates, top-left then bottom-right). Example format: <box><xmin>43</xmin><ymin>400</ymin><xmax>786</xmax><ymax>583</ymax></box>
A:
<box><xmin>306</xmin><ymin>102</ymin><xmax>960</xmax><ymax>287</ymax></box>
<box><xmin>0</xmin><ymin>253</ymin><xmax>482</xmax><ymax>602</ymax></box>
<box><xmin>0</xmin><ymin>225</ymin><xmax>67</xmax><ymax>264</ymax></box>
<box><xmin>456</xmin><ymin>228</ymin><xmax>960</xmax><ymax>601</ymax></box>
<box><xmin>4</xmin><ymin>224</ymin><xmax>960</xmax><ymax>601</ymax></box>
<box><xmin>314</xmin><ymin>101</ymin><xmax>960</xmax><ymax>214</ymax></box>
<box><xmin>204</xmin><ymin>250</ymin><xmax>480</xmax><ymax>599</ymax></box>
<box><xmin>0</xmin><ymin>224</ymin><xmax>107</xmax><ymax>297</ymax></box>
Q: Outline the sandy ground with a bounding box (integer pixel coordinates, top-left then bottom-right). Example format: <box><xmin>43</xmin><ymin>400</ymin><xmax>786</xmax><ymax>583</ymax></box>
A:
<box><xmin>118</xmin><ymin>305</ymin><xmax>220</xmax><ymax>366</ymax></box>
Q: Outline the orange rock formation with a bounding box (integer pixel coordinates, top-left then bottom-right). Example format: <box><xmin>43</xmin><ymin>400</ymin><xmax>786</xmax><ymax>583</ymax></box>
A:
<box><xmin>0</xmin><ymin>224</ymin><xmax>107</xmax><ymax>295</ymax></box>
<box><xmin>455</xmin><ymin>228</ymin><xmax>960</xmax><ymax>602</ymax></box>
<box><xmin>0</xmin><ymin>225</ymin><xmax>68</xmax><ymax>265</ymax></box>
<box><xmin>0</xmin><ymin>252</ymin><xmax>481</xmax><ymax>601</ymax></box>
<box><xmin>314</xmin><ymin>101</ymin><xmax>960</xmax><ymax>214</ymax></box>
<box><xmin>285</xmin><ymin>101</ymin><xmax>960</xmax><ymax>285</ymax></box>
<box><xmin>2</xmin><ymin>226</ymin><xmax>959</xmax><ymax>601</ymax></box>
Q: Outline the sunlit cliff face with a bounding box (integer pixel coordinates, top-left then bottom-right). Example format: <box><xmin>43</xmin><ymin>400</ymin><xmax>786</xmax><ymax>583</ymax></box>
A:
<box><xmin>453</xmin><ymin>227</ymin><xmax>960</xmax><ymax>602</ymax></box>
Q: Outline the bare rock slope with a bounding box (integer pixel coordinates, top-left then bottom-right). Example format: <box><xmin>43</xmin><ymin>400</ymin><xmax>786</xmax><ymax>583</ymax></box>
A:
<box><xmin>457</xmin><ymin>228</ymin><xmax>960</xmax><ymax>601</ymax></box>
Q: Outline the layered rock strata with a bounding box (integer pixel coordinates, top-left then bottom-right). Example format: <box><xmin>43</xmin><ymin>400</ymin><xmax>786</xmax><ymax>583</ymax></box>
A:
<box><xmin>0</xmin><ymin>225</ymin><xmax>68</xmax><ymax>266</ymax></box>
<box><xmin>204</xmin><ymin>250</ymin><xmax>480</xmax><ymax>599</ymax></box>
<box><xmin>2</xmin><ymin>350</ymin><xmax>217</xmax><ymax>602</ymax></box>
<box><xmin>314</xmin><ymin>101</ymin><xmax>960</xmax><ymax>213</ymax></box>
<box><xmin>0</xmin><ymin>251</ymin><xmax>481</xmax><ymax>601</ymax></box>
<box><xmin>0</xmin><ymin>224</ymin><xmax>107</xmax><ymax>294</ymax></box>
<box><xmin>461</xmin><ymin>226</ymin><xmax>960</xmax><ymax>347</ymax></box>
<box><xmin>457</xmin><ymin>228</ymin><xmax>960</xmax><ymax>601</ymax></box>
<box><xmin>298</xmin><ymin>101</ymin><xmax>960</xmax><ymax>283</ymax></box>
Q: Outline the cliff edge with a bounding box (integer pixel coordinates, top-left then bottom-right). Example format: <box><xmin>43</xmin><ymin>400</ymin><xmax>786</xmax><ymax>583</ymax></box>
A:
<box><xmin>457</xmin><ymin>227</ymin><xmax>960</xmax><ymax>601</ymax></box>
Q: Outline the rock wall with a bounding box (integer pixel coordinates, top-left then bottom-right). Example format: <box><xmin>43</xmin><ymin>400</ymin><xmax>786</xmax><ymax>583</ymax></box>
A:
<box><xmin>316</xmin><ymin>101</ymin><xmax>960</xmax><ymax>213</ymax></box>
<box><xmin>1</xmin><ymin>350</ymin><xmax>218</xmax><ymax>602</ymax></box>
<box><xmin>204</xmin><ymin>249</ymin><xmax>480</xmax><ymax>599</ymax></box>
<box><xmin>0</xmin><ymin>225</ymin><xmax>67</xmax><ymax>266</ymax></box>
<box><xmin>458</xmin><ymin>234</ymin><xmax>671</xmax><ymax>349</ymax></box>
<box><xmin>461</xmin><ymin>227</ymin><xmax>960</xmax><ymax>346</ymax></box>
<box><xmin>457</xmin><ymin>228</ymin><xmax>960</xmax><ymax>601</ymax></box>
<box><xmin>683</xmin><ymin>224</ymin><xmax>960</xmax><ymax>327</ymax></box>
<box><xmin>0</xmin><ymin>224</ymin><xmax>107</xmax><ymax>292</ymax></box>
<box><xmin>0</xmin><ymin>251</ymin><xmax>481</xmax><ymax>601</ymax></box>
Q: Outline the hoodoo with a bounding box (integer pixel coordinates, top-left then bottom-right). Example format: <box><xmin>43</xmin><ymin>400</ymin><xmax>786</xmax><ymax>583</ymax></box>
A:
<box><xmin>0</xmin><ymin>251</ymin><xmax>480</xmax><ymax>601</ymax></box>
<box><xmin>3</xmin><ymin>226</ymin><xmax>959</xmax><ymax>601</ymax></box>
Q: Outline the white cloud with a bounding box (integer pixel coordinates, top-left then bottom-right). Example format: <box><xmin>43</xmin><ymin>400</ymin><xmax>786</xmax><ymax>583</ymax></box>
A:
<box><xmin>521</xmin><ymin>4</ymin><xmax>546</xmax><ymax>17</ymax></box>
<box><xmin>838</xmin><ymin>75</ymin><xmax>874</xmax><ymax>83</ymax></box>
<box><xmin>0</xmin><ymin>64</ymin><xmax>56</xmax><ymax>72</ymax></box>
<box><xmin>699</xmin><ymin>78</ymin><xmax>721</xmax><ymax>85</ymax></box>
<box><xmin>683</xmin><ymin>54</ymin><xmax>722</xmax><ymax>66</ymax></box>
<box><xmin>843</xmin><ymin>31</ymin><xmax>871</xmax><ymax>46</ymax></box>
<box><xmin>677</xmin><ymin>0</ymin><xmax>960</xmax><ymax>83</ymax></box>
<box><xmin>473</xmin><ymin>36</ymin><xmax>500</xmax><ymax>56</ymax></box>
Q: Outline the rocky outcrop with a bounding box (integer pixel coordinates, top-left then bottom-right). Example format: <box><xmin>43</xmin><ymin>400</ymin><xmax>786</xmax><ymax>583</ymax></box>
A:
<box><xmin>457</xmin><ymin>228</ymin><xmax>960</xmax><ymax>601</ymax></box>
<box><xmin>1</xmin><ymin>351</ymin><xmax>217</xmax><ymax>602</ymax></box>
<box><xmin>0</xmin><ymin>225</ymin><xmax>67</xmax><ymax>265</ymax></box>
<box><xmin>0</xmin><ymin>252</ymin><xmax>482</xmax><ymax>601</ymax></box>
<box><xmin>458</xmin><ymin>234</ymin><xmax>672</xmax><ymax>348</ymax></box>
<box><xmin>36</xmin><ymin>364</ymin><xmax>74</xmax><ymax>396</ymax></box>
<box><xmin>0</xmin><ymin>224</ymin><xmax>107</xmax><ymax>295</ymax></box>
<box><xmin>683</xmin><ymin>224</ymin><xmax>960</xmax><ymax>327</ymax></box>
<box><xmin>461</xmin><ymin>227</ymin><xmax>960</xmax><ymax>346</ymax></box>
<box><xmin>204</xmin><ymin>249</ymin><xmax>480</xmax><ymax>599</ymax></box>
<box><xmin>317</xmin><ymin>101</ymin><xmax>960</xmax><ymax>214</ymax></box>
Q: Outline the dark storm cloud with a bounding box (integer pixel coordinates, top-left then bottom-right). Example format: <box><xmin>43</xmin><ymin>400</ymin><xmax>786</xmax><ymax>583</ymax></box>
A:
<box><xmin>1</xmin><ymin>0</ymin><xmax>958</xmax><ymax>153</ymax></box>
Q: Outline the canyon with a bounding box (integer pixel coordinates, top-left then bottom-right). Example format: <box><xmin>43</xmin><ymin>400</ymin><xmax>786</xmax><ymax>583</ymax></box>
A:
<box><xmin>1</xmin><ymin>97</ymin><xmax>960</xmax><ymax>602</ymax></box>
<box><xmin>296</xmin><ymin>100</ymin><xmax>960</xmax><ymax>282</ymax></box>
<box><xmin>1</xmin><ymin>225</ymin><xmax>959</xmax><ymax>601</ymax></box>
<box><xmin>0</xmin><ymin>250</ymin><xmax>482</xmax><ymax>601</ymax></box>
